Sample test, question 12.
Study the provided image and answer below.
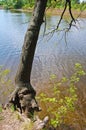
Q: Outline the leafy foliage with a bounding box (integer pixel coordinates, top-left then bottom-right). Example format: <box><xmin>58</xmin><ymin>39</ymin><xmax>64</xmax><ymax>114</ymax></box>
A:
<box><xmin>13</xmin><ymin>0</ymin><xmax>23</xmax><ymax>9</ymax></box>
<box><xmin>0</xmin><ymin>105</ymin><xmax>2</xmax><ymax>113</ymax></box>
<box><xmin>0</xmin><ymin>66</ymin><xmax>13</xmax><ymax>101</ymax></box>
<box><xmin>0</xmin><ymin>66</ymin><xmax>11</xmax><ymax>86</ymax></box>
<box><xmin>0</xmin><ymin>0</ymin><xmax>86</xmax><ymax>10</ymax></box>
<box><xmin>37</xmin><ymin>63</ymin><xmax>86</xmax><ymax>128</ymax></box>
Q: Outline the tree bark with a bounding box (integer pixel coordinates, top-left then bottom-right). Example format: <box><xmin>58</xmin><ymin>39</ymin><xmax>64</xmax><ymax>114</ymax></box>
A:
<box><xmin>9</xmin><ymin>0</ymin><xmax>48</xmax><ymax>117</ymax></box>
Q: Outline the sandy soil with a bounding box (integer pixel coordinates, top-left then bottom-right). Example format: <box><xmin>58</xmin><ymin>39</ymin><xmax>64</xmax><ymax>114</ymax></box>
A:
<box><xmin>0</xmin><ymin>109</ymin><xmax>31</xmax><ymax>130</ymax></box>
<box><xmin>46</xmin><ymin>8</ymin><xmax>86</xmax><ymax>18</ymax></box>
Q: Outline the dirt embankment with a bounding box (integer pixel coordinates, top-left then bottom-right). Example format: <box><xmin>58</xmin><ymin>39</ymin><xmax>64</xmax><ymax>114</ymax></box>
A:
<box><xmin>46</xmin><ymin>8</ymin><xmax>86</xmax><ymax>18</ymax></box>
<box><xmin>0</xmin><ymin>6</ymin><xmax>3</xmax><ymax>9</ymax></box>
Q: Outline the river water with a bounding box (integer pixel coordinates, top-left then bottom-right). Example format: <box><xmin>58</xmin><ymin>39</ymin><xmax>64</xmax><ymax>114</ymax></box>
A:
<box><xmin>0</xmin><ymin>9</ymin><xmax>86</xmax><ymax>100</ymax></box>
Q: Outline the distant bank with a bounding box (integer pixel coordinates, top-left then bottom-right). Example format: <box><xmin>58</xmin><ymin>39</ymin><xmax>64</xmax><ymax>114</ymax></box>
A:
<box><xmin>0</xmin><ymin>6</ymin><xmax>3</xmax><ymax>9</ymax></box>
<box><xmin>9</xmin><ymin>8</ymin><xmax>86</xmax><ymax>18</ymax></box>
<box><xmin>0</xmin><ymin>6</ymin><xmax>86</xmax><ymax>18</ymax></box>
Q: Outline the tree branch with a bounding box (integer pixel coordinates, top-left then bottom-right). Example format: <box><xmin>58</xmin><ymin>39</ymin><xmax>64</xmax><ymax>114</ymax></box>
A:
<box><xmin>44</xmin><ymin>0</ymin><xmax>76</xmax><ymax>36</ymax></box>
<box><xmin>57</xmin><ymin>1</ymin><xmax>67</xmax><ymax>29</ymax></box>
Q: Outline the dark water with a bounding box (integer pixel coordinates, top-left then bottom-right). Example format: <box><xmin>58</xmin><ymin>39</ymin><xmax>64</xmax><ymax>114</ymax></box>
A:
<box><xmin>0</xmin><ymin>9</ymin><xmax>86</xmax><ymax>89</ymax></box>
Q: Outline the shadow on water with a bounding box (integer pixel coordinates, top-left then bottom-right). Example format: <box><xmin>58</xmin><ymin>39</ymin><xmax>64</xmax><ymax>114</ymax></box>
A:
<box><xmin>0</xmin><ymin>9</ymin><xmax>86</xmax><ymax>129</ymax></box>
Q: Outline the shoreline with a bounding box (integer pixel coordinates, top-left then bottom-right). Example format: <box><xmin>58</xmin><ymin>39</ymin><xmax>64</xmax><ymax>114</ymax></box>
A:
<box><xmin>10</xmin><ymin>8</ymin><xmax>86</xmax><ymax>18</ymax></box>
<box><xmin>46</xmin><ymin>8</ymin><xmax>86</xmax><ymax>18</ymax></box>
<box><xmin>0</xmin><ymin>6</ymin><xmax>86</xmax><ymax>18</ymax></box>
<box><xmin>0</xmin><ymin>6</ymin><xmax>3</xmax><ymax>9</ymax></box>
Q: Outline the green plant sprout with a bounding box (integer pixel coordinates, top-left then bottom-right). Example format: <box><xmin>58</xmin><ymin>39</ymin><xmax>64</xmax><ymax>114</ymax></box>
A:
<box><xmin>0</xmin><ymin>105</ymin><xmax>2</xmax><ymax>113</ymax></box>
<box><xmin>38</xmin><ymin>63</ymin><xmax>86</xmax><ymax>128</ymax></box>
<box><xmin>0</xmin><ymin>66</ymin><xmax>14</xmax><ymax>101</ymax></box>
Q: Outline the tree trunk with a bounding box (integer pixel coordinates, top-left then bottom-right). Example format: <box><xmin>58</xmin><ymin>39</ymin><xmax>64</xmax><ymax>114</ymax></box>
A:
<box><xmin>9</xmin><ymin>0</ymin><xmax>48</xmax><ymax>117</ymax></box>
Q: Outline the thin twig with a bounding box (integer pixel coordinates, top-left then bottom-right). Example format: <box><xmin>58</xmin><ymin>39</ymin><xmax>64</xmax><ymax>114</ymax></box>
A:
<box><xmin>57</xmin><ymin>1</ymin><xmax>67</xmax><ymax>29</ymax></box>
<box><xmin>43</xmin><ymin>13</ymin><xmax>47</xmax><ymax>36</ymax></box>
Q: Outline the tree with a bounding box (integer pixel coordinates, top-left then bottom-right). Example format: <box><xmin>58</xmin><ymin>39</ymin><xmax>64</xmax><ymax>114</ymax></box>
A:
<box><xmin>8</xmin><ymin>0</ymin><xmax>75</xmax><ymax>118</ymax></box>
<box><xmin>9</xmin><ymin>0</ymin><xmax>48</xmax><ymax>118</ymax></box>
<box><xmin>13</xmin><ymin>0</ymin><xmax>23</xmax><ymax>9</ymax></box>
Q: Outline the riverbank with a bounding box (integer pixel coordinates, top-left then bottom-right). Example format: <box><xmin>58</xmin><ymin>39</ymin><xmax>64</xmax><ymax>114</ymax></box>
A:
<box><xmin>0</xmin><ymin>6</ymin><xmax>3</xmax><ymax>9</ymax></box>
<box><xmin>46</xmin><ymin>8</ymin><xmax>86</xmax><ymax>18</ymax></box>
<box><xmin>0</xmin><ymin>5</ymin><xmax>86</xmax><ymax>18</ymax></box>
<box><xmin>0</xmin><ymin>109</ymin><xmax>48</xmax><ymax>130</ymax></box>
<box><xmin>8</xmin><ymin>8</ymin><xmax>86</xmax><ymax>18</ymax></box>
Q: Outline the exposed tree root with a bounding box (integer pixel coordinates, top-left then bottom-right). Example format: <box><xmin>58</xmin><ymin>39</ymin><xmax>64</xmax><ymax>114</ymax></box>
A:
<box><xmin>5</xmin><ymin>84</ymin><xmax>41</xmax><ymax>118</ymax></box>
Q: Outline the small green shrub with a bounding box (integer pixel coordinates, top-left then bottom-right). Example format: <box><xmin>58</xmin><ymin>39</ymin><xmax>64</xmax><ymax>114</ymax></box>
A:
<box><xmin>37</xmin><ymin>63</ymin><xmax>86</xmax><ymax>128</ymax></box>
<box><xmin>0</xmin><ymin>105</ymin><xmax>2</xmax><ymax>113</ymax></box>
<box><xmin>0</xmin><ymin>115</ymin><xmax>4</xmax><ymax>121</ymax></box>
<box><xmin>0</xmin><ymin>66</ymin><xmax>13</xmax><ymax>101</ymax></box>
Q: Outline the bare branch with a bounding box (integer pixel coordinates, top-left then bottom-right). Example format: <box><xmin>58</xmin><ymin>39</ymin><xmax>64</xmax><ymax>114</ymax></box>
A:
<box><xmin>43</xmin><ymin>13</ymin><xmax>47</xmax><ymax>36</ymax></box>
<box><xmin>57</xmin><ymin>0</ymin><xmax>76</xmax><ymax>31</ymax></box>
<box><xmin>68</xmin><ymin>0</ymin><xmax>75</xmax><ymax>22</ymax></box>
<box><xmin>57</xmin><ymin>1</ymin><xmax>67</xmax><ymax>29</ymax></box>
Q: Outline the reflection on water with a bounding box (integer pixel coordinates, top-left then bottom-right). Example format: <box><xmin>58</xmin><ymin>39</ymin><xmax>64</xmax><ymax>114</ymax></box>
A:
<box><xmin>0</xmin><ymin>9</ymin><xmax>86</xmax><ymax>95</ymax></box>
